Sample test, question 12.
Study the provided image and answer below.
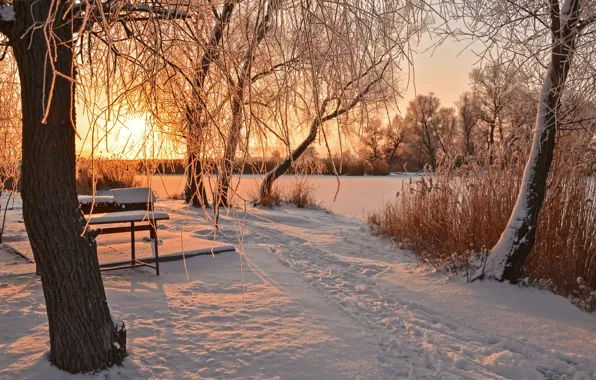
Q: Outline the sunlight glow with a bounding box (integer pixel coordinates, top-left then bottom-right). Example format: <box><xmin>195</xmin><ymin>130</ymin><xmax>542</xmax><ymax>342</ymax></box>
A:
<box><xmin>125</xmin><ymin>118</ymin><xmax>147</xmax><ymax>141</ymax></box>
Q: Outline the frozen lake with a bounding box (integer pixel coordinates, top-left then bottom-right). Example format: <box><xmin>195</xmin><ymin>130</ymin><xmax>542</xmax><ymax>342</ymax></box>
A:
<box><xmin>138</xmin><ymin>174</ymin><xmax>420</xmax><ymax>219</ymax></box>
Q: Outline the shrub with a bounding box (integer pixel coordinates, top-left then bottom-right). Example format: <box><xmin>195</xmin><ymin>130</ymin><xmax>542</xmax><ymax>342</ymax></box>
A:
<box><xmin>284</xmin><ymin>177</ymin><xmax>319</xmax><ymax>208</ymax></box>
<box><xmin>248</xmin><ymin>183</ymin><xmax>282</xmax><ymax>207</ymax></box>
<box><xmin>252</xmin><ymin>177</ymin><xmax>321</xmax><ymax>209</ymax></box>
<box><xmin>368</xmin><ymin>154</ymin><xmax>596</xmax><ymax>311</ymax></box>
<box><xmin>76</xmin><ymin>158</ymin><xmax>141</xmax><ymax>194</ymax></box>
<box><xmin>366</xmin><ymin>160</ymin><xmax>392</xmax><ymax>175</ymax></box>
<box><xmin>165</xmin><ymin>192</ymin><xmax>185</xmax><ymax>200</ymax></box>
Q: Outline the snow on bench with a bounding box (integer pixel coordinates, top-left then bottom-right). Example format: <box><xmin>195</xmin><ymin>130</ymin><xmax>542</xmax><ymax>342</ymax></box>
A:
<box><xmin>78</xmin><ymin>195</ymin><xmax>115</xmax><ymax>204</ymax></box>
<box><xmin>78</xmin><ymin>188</ymin><xmax>168</xmax><ymax>275</ymax></box>
<box><xmin>78</xmin><ymin>187</ymin><xmax>157</xmax><ymax>213</ymax></box>
<box><xmin>111</xmin><ymin>188</ymin><xmax>156</xmax><ymax>204</ymax></box>
<box><xmin>85</xmin><ymin>210</ymin><xmax>169</xmax><ymax>224</ymax></box>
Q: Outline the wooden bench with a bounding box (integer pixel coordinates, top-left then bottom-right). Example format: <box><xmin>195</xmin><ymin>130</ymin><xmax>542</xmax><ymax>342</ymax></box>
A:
<box><xmin>79</xmin><ymin>188</ymin><xmax>169</xmax><ymax>275</ymax></box>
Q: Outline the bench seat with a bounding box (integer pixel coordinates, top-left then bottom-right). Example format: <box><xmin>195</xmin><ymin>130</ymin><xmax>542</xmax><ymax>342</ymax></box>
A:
<box><xmin>78</xmin><ymin>195</ymin><xmax>115</xmax><ymax>204</ymax></box>
<box><xmin>85</xmin><ymin>210</ymin><xmax>170</xmax><ymax>224</ymax></box>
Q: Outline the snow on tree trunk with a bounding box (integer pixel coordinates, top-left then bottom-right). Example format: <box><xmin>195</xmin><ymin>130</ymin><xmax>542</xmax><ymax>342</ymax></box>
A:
<box><xmin>488</xmin><ymin>70</ymin><xmax>557</xmax><ymax>281</ymax></box>
<box><xmin>488</xmin><ymin>0</ymin><xmax>582</xmax><ymax>282</ymax></box>
<box><xmin>11</xmin><ymin>0</ymin><xmax>126</xmax><ymax>372</ymax></box>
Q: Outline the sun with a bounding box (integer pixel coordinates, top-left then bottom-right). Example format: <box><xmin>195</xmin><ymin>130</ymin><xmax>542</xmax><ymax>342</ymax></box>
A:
<box><xmin>125</xmin><ymin>118</ymin><xmax>147</xmax><ymax>140</ymax></box>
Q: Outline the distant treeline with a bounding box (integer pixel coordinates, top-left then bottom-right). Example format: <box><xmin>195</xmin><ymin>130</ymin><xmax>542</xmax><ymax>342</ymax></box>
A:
<box><xmin>135</xmin><ymin>157</ymin><xmax>416</xmax><ymax>176</ymax></box>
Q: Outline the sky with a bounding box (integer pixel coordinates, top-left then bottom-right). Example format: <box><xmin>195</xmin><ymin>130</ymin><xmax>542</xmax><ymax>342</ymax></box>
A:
<box><xmin>75</xmin><ymin>37</ymin><xmax>479</xmax><ymax>159</ymax></box>
<box><xmin>399</xmin><ymin>35</ymin><xmax>479</xmax><ymax>111</ymax></box>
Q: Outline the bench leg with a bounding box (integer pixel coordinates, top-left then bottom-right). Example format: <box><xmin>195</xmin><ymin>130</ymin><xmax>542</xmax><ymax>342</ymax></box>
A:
<box><xmin>150</xmin><ymin>222</ymin><xmax>160</xmax><ymax>276</ymax></box>
<box><xmin>131</xmin><ymin>222</ymin><xmax>135</xmax><ymax>265</ymax></box>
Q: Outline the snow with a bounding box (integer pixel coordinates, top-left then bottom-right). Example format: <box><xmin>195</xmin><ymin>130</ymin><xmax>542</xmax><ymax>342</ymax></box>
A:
<box><xmin>0</xmin><ymin>6</ymin><xmax>15</xmax><ymax>22</ymax></box>
<box><xmin>111</xmin><ymin>187</ymin><xmax>156</xmax><ymax>204</ymax></box>
<box><xmin>77</xmin><ymin>195</ymin><xmax>115</xmax><ymax>204</ymax></box>
<box><xmin>110</xmin><ymin>312</ymin><xmax>125</xmax><ymax>333</ymax></box>
<box><xmin>78</xmin><ymin>188</ymin><xmax>156</xmax><ymax>205</ymax></box>
<box><xmin>1</xmin><ymin>196</ymin><xmax>595</xmax><ymax>379</ymax></box>
<box><xmin>84</xmin><ymin>210</ymin><xmax>169</xmax><ymax>224</ymax></box>
<box><xmin>489</xmin><ymin>69</ymin><xmax>554</xmax><ymax>279</ymax></box>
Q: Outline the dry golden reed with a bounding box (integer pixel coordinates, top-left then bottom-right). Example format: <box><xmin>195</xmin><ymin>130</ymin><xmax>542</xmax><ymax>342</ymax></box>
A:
<box><xmin>369</xmin><ymin>154</ymin><xmax>596</xmax><ymax>310</ymax></box>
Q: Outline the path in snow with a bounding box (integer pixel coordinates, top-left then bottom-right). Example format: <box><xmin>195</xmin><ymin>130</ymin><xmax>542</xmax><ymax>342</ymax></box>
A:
<box><xmin>196</xmin><ymin>203</ymin><xmax>596</xmax><ymax>380</ymax></box>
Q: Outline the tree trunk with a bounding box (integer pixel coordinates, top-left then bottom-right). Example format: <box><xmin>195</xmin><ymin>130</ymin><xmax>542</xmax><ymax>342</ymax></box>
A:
<box><xmin>11</xmin><ymin>0</ymin><xmax>125</xmax><ymax>372</ymax></box>
<box><xmin>488</xmin><ymin>122</ymin><xmax>496</xmax><ymax>165</ymax></box>
<box><xmin>260</xmin><ymin>118</ymin><xmax>319</xmax><ymax>200</ymax></box>
<box><xmin>184</xmin><ymin>3</ymin><xmax>234</xmax><ymax>208</ymax></box>
<box><xmin>258</xmin><ymin>57</ymin><xmax>384</xmax><ymax>201</ymax></box>
<box><xmin>217</xmin><ymin>92</ymin><xmax>243</xmax><ymax>207</ymax></box>
<box><xmin>184</xmin><ymin>152</ymin><xmax>209</xmax><ymax>207</ymax></box>
<box><xmin>184</xmin><ymin>126</ymin><xmax>209</xmax><ymax>208</ymax></box>
<box><xmin>429</xmin><ymin>152</ymin><xmax>437</xmax><ymax>170</ymax></box>
<box><xmin>487</xmin><ymin>0</ymin><xmax>581</xmax><ymax>282</ymax></box>
<box><xmin>489</xmin><ymin>70</ymin><xmax>557</xmax><ymax>281</ymax></box>
<box><xmin>217</xmin><ymin>0</ymin><xmax>280</xmax><ymax>207</ymax></box>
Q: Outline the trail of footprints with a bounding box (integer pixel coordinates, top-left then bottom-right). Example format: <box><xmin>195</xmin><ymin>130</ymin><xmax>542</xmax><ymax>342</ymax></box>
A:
<box><xmin>235</xmin><ymin>216</ymin><xmax>594</xmax><ymax>379</ymax></box>
<box><xmin>157</xmin><ymin>204</ymin><xmax>594</xmax><ymax>379</ymax></box>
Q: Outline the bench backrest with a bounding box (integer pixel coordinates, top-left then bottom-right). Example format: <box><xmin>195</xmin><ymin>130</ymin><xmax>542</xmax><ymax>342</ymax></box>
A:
<box><xmin>80</xmin><ymin>187</ymin><xmax>156</xmax><ymax>214</ymax></box>
<box><xmin>112</xmin><ymin>187</ymin><xmax>156</xmax><ymax>204</ymax></box>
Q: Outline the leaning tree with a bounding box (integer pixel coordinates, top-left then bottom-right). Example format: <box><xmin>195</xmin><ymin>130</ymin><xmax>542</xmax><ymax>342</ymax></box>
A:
<box><xmin>258</xmin><ymin>0</ymin><xmax>425</xmax><ymax>201</ymax></box>
<box><xmin>437</xmin><ymin>0</ymin><xmax>596</xmax><ymax>281</ymax></box>
<box><xmin>0</xmin><ymin>0</ymin><xmax>187</xmax><ymax>372</ymax></box>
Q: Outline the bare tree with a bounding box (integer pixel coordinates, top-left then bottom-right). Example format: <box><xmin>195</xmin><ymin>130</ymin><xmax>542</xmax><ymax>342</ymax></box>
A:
<box><xmin>457</xmin><ymin>91</ymin><xmax>481</xmax><ymax>156</ymax></box>
<box><xmin>435</xmin><ymin>106</ymin><xmax>458</xmax><ymax>158</ymax></box>
<box><xmin>404</xmin><ymin>93</ymin><xmax>442</xmax><ymax>169</ymax></box>
<box><xmin>257</xmin><ymin>0</ymin><xmax>425</xmax><ymax>201</ymax></box>
<box><xmin>361</xmin><ymin>118</ymin><xmax>386</xmax><ymax>162</ymax></box>
<box><xmin>184</xmin><ymin>2</ymin><xmax>236</xmax><ymax>208</ymax></box>
<box><xmin>0</xmin><ymin>0</ymin><xmax>188</xmax><ymax>372</ymax></box>
<box><xmin>384</xmin><ymin>115</ymin><xmax>406</xmax><ymax>165</ymax></box>
<box><xmin>469</xmin><ymin>62</ymin><xmax>517</xmax><ymax>156</ymax></box>
<box><xmin>217</xmin><ymin>0</ymin><xmax>281</xmax><ymax>207</ymax></box>
<box><xmin>436</xmin><ymin>0</ymin><xmax>596</xmax><ymax>281</ymax></box>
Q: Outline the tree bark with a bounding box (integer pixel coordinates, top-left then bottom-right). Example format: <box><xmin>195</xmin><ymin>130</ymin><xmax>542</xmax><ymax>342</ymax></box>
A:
<box><xmin>488</xmin><ymin>0</ymin><xmax>581</xmax><ymax>282</ymax></box>
<box><xmin>184</xmin><ymin>121</ymin><xmax>209</xmax><ymax>208</ymax></box>
<box><xmin>218</xmin><ymin>90</ymin><xmax>243</xmax><ymax>207</ymax></box>
<box><xmin>184</xmin><ymin>151</ymin><xmax>209</xmax><ymax>207</ymax></box>
<box><xmin>259</xmin><ymin>117</ymin><xmax>320</xmax><ymax>201</ymax></box>
<box><xmin>489</xmin><ymin>70</ymin><xmax>557</xmax><ymax>281</ymax></box>
<box><xmin>11</xmin><ymin>0</ymin><xmax>125</xmax><ymax>372</ymax></box>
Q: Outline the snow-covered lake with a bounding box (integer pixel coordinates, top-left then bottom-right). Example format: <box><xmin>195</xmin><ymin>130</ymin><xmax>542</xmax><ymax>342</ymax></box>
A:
<box><xmin>138</xmin><ymin>174</ymin><xmax>420</xmax><ymax>219</ymax></box>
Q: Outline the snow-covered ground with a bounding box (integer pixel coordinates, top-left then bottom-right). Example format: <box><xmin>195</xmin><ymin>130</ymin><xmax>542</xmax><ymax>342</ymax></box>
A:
<box><xmin>1</xmin><ymin>198</ymin><xmax>595</xmax><ymax>379</ymax></box>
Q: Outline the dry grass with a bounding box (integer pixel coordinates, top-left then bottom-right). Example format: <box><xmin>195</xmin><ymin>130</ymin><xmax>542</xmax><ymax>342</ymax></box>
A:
<box><xmin>368</xmin><ymin>155</ymin><xmax>596</xmax><ymax>311</ymax></box>
<box><xmin>247</xmin><ymin>184</ymin><xmax>282</xmax><ymax>207</ymax></box>
<box><xmin>165</xmin><ymin>192</ymin><xmax>185</xmax><ymax>200</ymax></box>
<box><xmin>284</xmin><ymin>177</ymin><xmax>319</xmax><ymax>208</ymax></box>
<box><xmin>76</xmin><ymin>158</ymin><xmax>141</xmax><ymax>194</ymax></box>
<box><xmin>250</xmin><ymin>177</ymin><xmax>321</xmax><ymax>209</ymax></box>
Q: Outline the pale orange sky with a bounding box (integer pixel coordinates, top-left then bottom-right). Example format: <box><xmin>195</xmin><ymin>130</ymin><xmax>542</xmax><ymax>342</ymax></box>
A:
<box><xmin>76</xmin><ymin>37</ymin><xmax>478</xmax><ymax>159</ymax></box>
<box><xmin>399</xmin><ymin>36</ymin><xmax>478</xmax><ymax>111</ymax></box>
